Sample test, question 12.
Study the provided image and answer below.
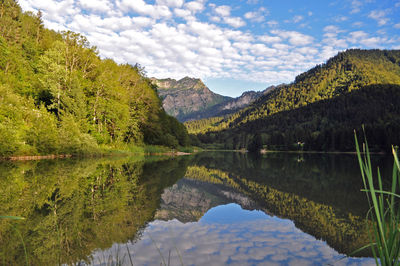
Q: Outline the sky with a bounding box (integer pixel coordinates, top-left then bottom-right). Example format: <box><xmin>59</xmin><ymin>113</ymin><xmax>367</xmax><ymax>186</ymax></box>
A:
<box><xmin>19</xmin><ymin>0</ymin><xmax>400</xmax><ymax>97</ymax></box>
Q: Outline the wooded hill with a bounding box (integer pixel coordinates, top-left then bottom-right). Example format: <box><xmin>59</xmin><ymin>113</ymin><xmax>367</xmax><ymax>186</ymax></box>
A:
<box><xmin>187</xmin><ymin>49</ymin><xmax>400</xmax><ymax>151</ymax></box>
<box><xmin>0</xmin><ymin>0</ymin><xmax>189</xmax><ymax>157</ymax></box>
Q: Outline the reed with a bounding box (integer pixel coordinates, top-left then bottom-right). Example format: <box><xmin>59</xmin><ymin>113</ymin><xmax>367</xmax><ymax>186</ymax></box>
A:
<box><xmin>355</xmin><ymin>133</ymin><xmax>400</xmax><ymax>265</ymax></box>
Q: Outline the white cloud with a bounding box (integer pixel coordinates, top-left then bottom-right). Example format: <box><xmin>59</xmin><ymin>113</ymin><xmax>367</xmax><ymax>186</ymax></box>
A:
<box><xmin>244</xmin><ymin>7</ymin><xmax>268</xmax><ymax>23</ymax></box>
<box><xmin>17</xmin><ymin>0</ymin><xmax>399</xmax><ymax>91</ymax></box>
<box><xmin>214</xmin><ymin>5</ymin><xmax>231</xmax><ymax>17</ymax></box>
<box><xmin>347</xmin><ymin>30</ymin><xmax>388</xmax><ymax>48</ymax></box>
<box><xmin>224</xmin><ymin>17</ymin><xmax>246</xmax><ymax>28</ymax></box>
<box><xmin>272</xmin><ymin>30</ymin><xmax>314</xmax><ymax>46</ymax></box>
<box><xmin>211</xmin><ymin>5</ymin><xmax>246</xmax><ymax>28</ymax></box>
<box><xmin>349</xmin><ymin>30</ymin><xmax>369</xmax><ymax>40</ymax></box>
<box><xmin>174</xmin><ymin>8</ymin><xmax>192</xmax><ymax>19</ymax></box>
<box><xmin>266</xmin><ymin>20</ymin><xmax>279</xmax><ymax>27</ymax></box>
<box><xmin>250</xmin><ymin>44</ymin><xmax>277</xmax><ymax>56</ymax></box>
<box><xmin>155</xmin><ymin>0</ymin><xmax>184</xmax><ymax>8</ymax></box>
<box><xmin>259</xmin><ymin>35</ymin><xmax>282</xmax><ymax>43</ymax></box>
<box><xmin>352</xmin><ymin>21</ymin><xmax>363</xmax><ymax>27</ymax></box>
<box><xmin>78</xmin><ymin>0</ymin><xmax>113</xmax><ymax>14</ymax></box>
<box><xmin>334</xmin><ymin>15</ymin><xmax>348</xmax><ymax>22</ymax></box>
<box><xmin>350</xmin><ymin>0</ymin><xmax>362</xmax><ymax>14</ymax></box>
<box><xmin>292</xmin><ymin>15</ymin><xmax>303</xmax><ymax>23</ymax></box>
<box><xmin>185</xmin><ymin>0</ymin><xmax>205</xmax><ymax>13</ymax></box>
<box><xmin>368</xmin><ymin>10</ymin><xmax>389</xmax><ymax>26</ymax></box>
<box><xmin>323</xmin><ymin>25</ymin><xmax>341</xmax><ymax>33</ymax></box>
<box><xmin>117</xmin><ymin>0</ymin><xmax>172</xmax><ymax>18</ymax></box>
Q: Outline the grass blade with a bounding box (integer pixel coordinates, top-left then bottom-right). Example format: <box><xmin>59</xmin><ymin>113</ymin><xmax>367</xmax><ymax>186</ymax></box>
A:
<box><xmin>0</xmin><ymin>216</ymin><xmax>25</xmax><ymax>220</ymax></box>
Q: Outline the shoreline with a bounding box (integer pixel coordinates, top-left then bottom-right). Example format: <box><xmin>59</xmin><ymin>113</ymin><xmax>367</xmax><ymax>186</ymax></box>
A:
<box><xmin>198</xmin><ymin>149</ymin><xmax>387</xmax><ymax>155</ymax></box>
<box><xmin>3</xmin><ymin>154</ymin><xmax>73</xmax><ymax>161</ymax></box>
<box><xmin>0</xmin><ymin>150</ymin><xmax>195</xmax><ymax>162</ymax></box>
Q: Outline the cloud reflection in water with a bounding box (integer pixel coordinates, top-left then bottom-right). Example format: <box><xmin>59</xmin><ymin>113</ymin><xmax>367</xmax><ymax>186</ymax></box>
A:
<box><xmin>92</xmin><ymin>203</ymin><xmax>374</xmax><ymax>266</ymax></box>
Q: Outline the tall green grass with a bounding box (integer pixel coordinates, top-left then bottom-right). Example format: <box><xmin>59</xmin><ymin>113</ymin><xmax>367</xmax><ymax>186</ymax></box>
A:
<box><xmin>355</xmin><ymin>134</ymin><xmax>400</xmax><ymax>265</ymax></box>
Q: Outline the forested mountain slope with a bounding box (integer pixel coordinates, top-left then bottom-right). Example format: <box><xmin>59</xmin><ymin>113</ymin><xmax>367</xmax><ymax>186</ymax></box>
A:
<box><xmin>0</xmin><ymin>0</ymin><xmax>189</xmax><ymax>157</ymax></box>
<box><xmin>195</xmin><ymin>84</ymin><xmax>400</xmax><ymax>151</ymax></box>
<box><xmin>187</xmin><ymin>50</ymin><xmax>400</xmax><ymax>151</ymax></box>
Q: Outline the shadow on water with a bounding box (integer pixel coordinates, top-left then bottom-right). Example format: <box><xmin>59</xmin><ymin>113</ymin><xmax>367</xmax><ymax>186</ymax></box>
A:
<box><xmin>0</xmin><ymin>151</ymin><xmax>392</xmax><ymax>264</ymax></box>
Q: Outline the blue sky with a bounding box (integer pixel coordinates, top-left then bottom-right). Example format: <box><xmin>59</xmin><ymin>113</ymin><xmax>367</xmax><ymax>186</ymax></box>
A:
<box><xmin>20</xmin><ymin>0</ymin><xmax>400</xmax><ymax>97</ymax></box>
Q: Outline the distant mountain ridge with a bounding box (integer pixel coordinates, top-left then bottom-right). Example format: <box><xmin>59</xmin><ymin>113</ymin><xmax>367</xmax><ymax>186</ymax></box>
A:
<box><xmin>151</xmin><ymin>77</ymin><xmax>272</xmax><ymax>122</ymax></box>
<box><xmin>151</xmin><ymin>77</ymin><xmax>230</xmax><ymax>121</ymax></box>
<box><xmin>186</xmin><ymin>49</ymin><xmax>400</xmax><ymax>151</ymax></box>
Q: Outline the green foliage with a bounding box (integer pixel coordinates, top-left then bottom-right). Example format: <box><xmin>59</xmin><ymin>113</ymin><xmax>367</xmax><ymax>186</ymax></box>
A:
<box><xmin>0</xmin><ymin>1</ymin><xmax>190</xmax><ymax>157</ymax></box>
<box><xmin>355</xmin><ymin>136</ymin><xmax>400</xmax><ymax>265</ymax></box>
<box><xmin>25</xmin><ymin>106</ymin><xmax>59</xmax><ymax>154</ymax></box>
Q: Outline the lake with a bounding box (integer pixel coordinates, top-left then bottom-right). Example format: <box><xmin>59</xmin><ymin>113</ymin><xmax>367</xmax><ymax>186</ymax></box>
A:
<box><xmin>1</xmin><ymin>152</ymin><xmax>392</xmax><ymax>265</ymax></box>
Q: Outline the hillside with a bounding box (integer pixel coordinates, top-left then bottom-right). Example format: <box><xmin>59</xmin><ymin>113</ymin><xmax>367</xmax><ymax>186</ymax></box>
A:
<box><xmin>187</xmin><ymin>49</ymin><xmax>400</xmax><ymax>151</ymax></box>
<box><xmin>152</xmin><ymin>77</ymin><xmax>271</xmax><ymax>122</ymax></box>
<box><xmin>194</xmin><ymin>84</ymin><xmax>400</xmax><ymax>151</ymax></box>
<box><xmin>0</xmin><ymin>0</ymin><xmax>189</xmax><ymax>157</ymax></box>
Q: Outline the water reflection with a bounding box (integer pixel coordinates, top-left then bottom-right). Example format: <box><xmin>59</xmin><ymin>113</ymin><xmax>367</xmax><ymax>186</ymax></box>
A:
<box><xmin>0</xmin><ymin>156</ymin><xmax>190</xmax><ymax>265</ymax></box>
<box><xmin>0</xmin><ymin>152</ymin><xmax>391</xmax><ymax>265</ymax></box>
<box><xmin>93</xmin><ymin>203</ymin><xmax>374</xmax><ymax>266</ymax></box>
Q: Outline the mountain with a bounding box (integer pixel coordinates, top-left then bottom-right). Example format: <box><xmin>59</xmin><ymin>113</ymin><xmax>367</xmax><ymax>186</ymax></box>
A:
<box><xmin>154</xmin><ymin>178</ymin><xmax>258</xmax><ymax>223</ymax></box>
<box><xmin>184</xmin><ymin>86</ymin><xmax>278</xmax><ymax>121</ymax></box>
<box><xmin>187</xmin><ymin>49</ymin><xmax>400</xmax><ymax>151</ymax></box>
<box><xmin>151</xmin><ymin>77</ymin><xmax>271</xmax><ymax>122</ymax></box>
<box><xmin>151</xmin><ymin>77</ymin><xmax>231</xmax><ymax>121</ymax></box>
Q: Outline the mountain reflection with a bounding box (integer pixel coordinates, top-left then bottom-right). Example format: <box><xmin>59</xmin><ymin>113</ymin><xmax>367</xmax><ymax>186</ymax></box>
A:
<box><xmin>1</xmin><ymin>152</ymin><xmax>390</xmax><ymax>265</ymax></box>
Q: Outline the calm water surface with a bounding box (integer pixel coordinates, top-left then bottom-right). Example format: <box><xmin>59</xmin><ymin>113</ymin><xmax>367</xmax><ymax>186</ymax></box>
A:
<box><xmin>1</xmin><ymin>152</ymin><xmax>392</xmax><ymax>265</ymax></box>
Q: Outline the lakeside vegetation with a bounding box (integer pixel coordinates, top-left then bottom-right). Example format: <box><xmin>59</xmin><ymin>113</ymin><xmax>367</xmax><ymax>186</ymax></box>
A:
<box><xmin>355</xmin><ymin>136</ymin><xmax>400</xmax><ymax>264</ymax></box>
<box><xmin>0</xmin><ymin>0</ymin><xmax>190</xmax><ymax>158</ymax></box>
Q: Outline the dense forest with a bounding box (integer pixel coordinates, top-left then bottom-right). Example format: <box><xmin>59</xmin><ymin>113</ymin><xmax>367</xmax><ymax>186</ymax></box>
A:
<box><xmin>0</xmin><ymin>0</ymin><xmax>189</xmax><ymax>157</ymax></box>
<box><xmin>186</xmin><ymin>50</ymin><xmax>400</xmax><ymax>152</ymax></box>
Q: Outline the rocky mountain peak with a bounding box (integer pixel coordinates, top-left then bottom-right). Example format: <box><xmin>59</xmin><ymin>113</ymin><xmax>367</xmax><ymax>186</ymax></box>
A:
<box><xmin>151</xmin><ymin>76</ymin><xmax>207</xmax><ymax>91</ymax></box>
